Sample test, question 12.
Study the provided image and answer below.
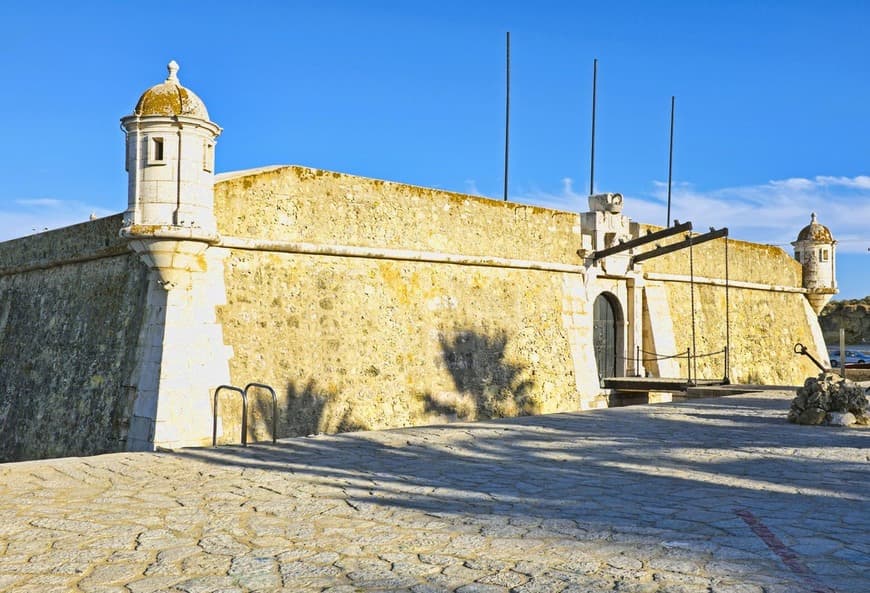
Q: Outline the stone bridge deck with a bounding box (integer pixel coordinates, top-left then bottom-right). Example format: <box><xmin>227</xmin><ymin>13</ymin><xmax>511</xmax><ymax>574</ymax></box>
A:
<box><xmin>0</xmin><ymin>392</ymin><xmax>867</xmax><ymax>593</ymax></box>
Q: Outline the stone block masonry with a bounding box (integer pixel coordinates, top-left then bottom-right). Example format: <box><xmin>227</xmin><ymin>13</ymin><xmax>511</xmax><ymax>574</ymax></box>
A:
<box><xmin>0</xmin><ymin>164</ymin><xmax>829</xmax><ymax>459</ymax></box>
<box><xmin>210</xmin><ymin>165</ymin><xmax>825</xmax><ymax>442</ymax></box>
<box><xmin>0</xmin><ymin>217</ymin><xmax>150</xmax><ymax>460</ymax></box>
<box><xmin>0</xmin><ymin>60</ymin><xmax>831</xmax><ymax>460</ymax></box>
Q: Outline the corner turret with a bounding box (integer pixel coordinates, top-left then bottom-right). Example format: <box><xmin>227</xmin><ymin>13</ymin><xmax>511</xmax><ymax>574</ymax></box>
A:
<box><xmin>792</xmin><ymin>212</ymin><xmax>837</xmax><ymax>314</ymax></box>
<box><xmin>119</xmin><ymin>61</ymin><xmax>222</xmax><ymax>288</ymax></box>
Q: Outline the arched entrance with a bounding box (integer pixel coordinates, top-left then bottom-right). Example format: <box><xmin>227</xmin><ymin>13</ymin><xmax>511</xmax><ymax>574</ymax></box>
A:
<box><xmin>593</xmin><ymin>292</ymin><xmax>622</xmax><ymax>380</ymax></box>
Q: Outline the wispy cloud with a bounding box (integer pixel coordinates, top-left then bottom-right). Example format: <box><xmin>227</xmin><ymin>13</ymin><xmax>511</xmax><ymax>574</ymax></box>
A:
<box><xmin>0</xmin><ymin>198</ymin><xmax>115</xmax><ymax>242</ymax></box>
<box><xmin>520</xmin><ymin>175</ymin><xmax>870</xmax><ymax>254</ymax></box>
<box><xmin>514</xmin><ymin>177</ymin><xmax>586</xmax><ymax>212</ymax></box>
<box><xmin>464</xmin><ymin>179</ymin><xmax>482</xmax><ymax>196</ymax></box>
<box><xmin>15</xmin><ymin>198</ymin><xmax>67</xmax><ymax>208</ymax></box>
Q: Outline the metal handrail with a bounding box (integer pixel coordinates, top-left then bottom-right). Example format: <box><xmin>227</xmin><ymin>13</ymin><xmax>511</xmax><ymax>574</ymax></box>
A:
<box><xmin>213</xmin><ymin>385</ymin><xmax>247</xmax><ymax>447</ymax></box>
<box><xmin>633</xmin><ymin>345</ymin><xmax>730</xmax><ymax>385</ymax></box>
<box><xmin>244</xmin><ymin>382</ymin><xmax>278</xmax><ymax>444</ymax></box>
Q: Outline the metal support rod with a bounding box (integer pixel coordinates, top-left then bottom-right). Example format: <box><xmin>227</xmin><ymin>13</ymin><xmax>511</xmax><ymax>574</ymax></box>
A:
<box><xmin>687</xmin><ymin>348</ymin><xmax>693</xmax><ymax>385</ymax></box>
<box><xmin>689</xmin><ymin>234</ymin><xmax>698</xmax><ymax>384</ymax></box>
<box><xmin>244</xmin><ymin>382</ymin><xmax>279</xmax><ymax>444</ymax></box>
<box><xmin>590</xmin><ymin>58</ymin><xmax>597</xmax><ymax>196</ymax></box>
<box><xmin>503</xmin><ymin>31</ymin><xmax>510</xmax><ymax>202</ymax></box>
<box><xmin>590</xmin><ymin>221</ymin><xmax>692</xmax><ymax>261</ymax></box>
<box><xmin>632</xmin><ymin>227</ymin><xmax>728</xmax><ymax>264</ymax></box>
<box><xmin>724</xmin><ymin>236</ymin><xmax>731</xmax><ymax>384</ymax></box>
<box><xmin>213</xmin><ymin>385</ymin><xmax>247</xmax><ymax>447</ymax></box>
<box><xmin>666</xmin><ymin>96</ymin><xmax>675</xmax><ymax>227</ymax></box>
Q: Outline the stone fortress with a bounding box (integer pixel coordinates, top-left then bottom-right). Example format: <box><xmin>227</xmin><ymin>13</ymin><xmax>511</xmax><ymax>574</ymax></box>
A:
<box><xmin>0</xmin><ymin>62</ymin><xmax>835</xmax><ymax>461</ymax></box>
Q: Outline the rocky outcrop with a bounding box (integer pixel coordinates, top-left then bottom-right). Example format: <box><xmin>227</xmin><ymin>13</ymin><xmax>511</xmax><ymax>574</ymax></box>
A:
<box><xmin>788</xmin><ymin>373</ymin><xmax>869</xmax><ymax>426</ymax></box>
<box><xmin>819</xmin><ymin>298</ymin><xmax>870</xmax><ymax>344</ymax></box>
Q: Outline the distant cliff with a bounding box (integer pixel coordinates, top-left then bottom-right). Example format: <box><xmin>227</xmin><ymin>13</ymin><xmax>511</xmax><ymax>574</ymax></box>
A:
<box><xmin>819</xmin><ymin>297</ymin><xmax>870</xmax><ymax>344</ymax></box>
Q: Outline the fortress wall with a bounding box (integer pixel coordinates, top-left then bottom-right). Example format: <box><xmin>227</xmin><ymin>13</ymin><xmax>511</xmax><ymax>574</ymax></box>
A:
<box><xmin>216</xmin><ymin>249</ymin><xmax>585</xmax><ymax>440</ymax></box>
<box><xmin>211</xmin><ymin>167</ymin><xmax>826</xmax><ymax>438</ymax></box>
<box><xmin>214</xmin><ymin>166</ymin><xmax>583</xmax><ymax>263</ymax></box>
<box><xmin>639</xmin><ymin>235</ymin><xmax>822</xmax><ymax>384</ymax></box>
<box><xmin>646</xmin><ymin>282</ymin><xmax>823</xmax><ymax>384</ymax></box>
<box><xmin>0</xmin><ymin>217</ymin><xmax>149</xmax><ymax>461</ymax></box>
<box><xmin>636</xmin><ymin>226</ymin><xmax>802</xmax><ymax>287</ymax></box>
<box><xmin>0</xmin><ymin>215</ymin><xmax>131</xmax><ymax>269</ymax></box>
<box><xmin>212</xmin><ymin>167</ymin><xmax>591</xmax><ymax>440</ymax></box>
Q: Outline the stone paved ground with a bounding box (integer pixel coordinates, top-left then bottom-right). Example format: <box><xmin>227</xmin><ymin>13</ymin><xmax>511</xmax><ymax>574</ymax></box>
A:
<box><xmin>0</xmin><ymin>392</ymin><xmax>867</xmax><ymax>593</ymax></box>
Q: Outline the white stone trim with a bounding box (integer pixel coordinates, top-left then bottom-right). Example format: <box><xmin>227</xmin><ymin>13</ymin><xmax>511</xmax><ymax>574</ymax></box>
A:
<box><xmin>643</xmin><ymin>272</ymin><xmax>806</xmax><ymax>294</ymax></box>
<box><xmin>215</xmin><ymin>165</ymin><xmax>286</xmax><ymax>182</ymax></box>
<box><xmin>217</xmin><ymin>236</ymin><xmax>588</xmax><ymax>275</ymax></box>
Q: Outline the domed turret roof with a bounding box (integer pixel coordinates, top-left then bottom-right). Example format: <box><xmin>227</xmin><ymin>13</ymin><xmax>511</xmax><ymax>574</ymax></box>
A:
<box><xmin>797</xmin><ymin>212</ymin><xmax>834</xmax><ymax>242</ymax></box>
<box><xmin>134</xmin><ymin>61</ymin><xmax>209</xmax><ymax>119</ymax></box>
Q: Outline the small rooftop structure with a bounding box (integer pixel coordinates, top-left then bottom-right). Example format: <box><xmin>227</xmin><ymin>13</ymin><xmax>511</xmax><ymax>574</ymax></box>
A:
<box><xmin>796</xmin><ymin>212</ymin><xmax>834</xmax><ymax>243</ymax></box>
<box><xmin>134</xmin><ymin>60</ymin><xmax>210</xmax><ymax>119</ymax></box>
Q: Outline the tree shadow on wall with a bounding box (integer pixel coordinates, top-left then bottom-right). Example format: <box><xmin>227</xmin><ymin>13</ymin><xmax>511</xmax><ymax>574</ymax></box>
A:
<box><xmin>246</xmin><ymin>379</ymin><xmax>368</xmax><ymax>443</ymax></box>
<box><xmin>424</xmin><ymin>329</ymin><xmax>537</xmax><ymax>420</ymax></box>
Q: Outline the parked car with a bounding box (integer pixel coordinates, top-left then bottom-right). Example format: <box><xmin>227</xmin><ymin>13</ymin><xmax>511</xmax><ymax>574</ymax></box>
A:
<box><xmin>829</xmin><ymin>350</ymin><xmax>870</xmax><ymax>367</ymax></box>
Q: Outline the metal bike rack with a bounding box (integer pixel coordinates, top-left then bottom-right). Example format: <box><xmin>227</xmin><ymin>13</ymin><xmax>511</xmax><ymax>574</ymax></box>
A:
<box><xmin>213</xmin><ymin>385</ymin><xmax>247</xmax><ymax>447</ymax></box>
<box><xmin>794</xmin><ymin>343</ymin><xmax>827</xmax><ymax>374</ymax></box>
<box><xmin>244</xmin><ymin>382</ymin><xmax>278</xmax><ymax>445</ymax></box>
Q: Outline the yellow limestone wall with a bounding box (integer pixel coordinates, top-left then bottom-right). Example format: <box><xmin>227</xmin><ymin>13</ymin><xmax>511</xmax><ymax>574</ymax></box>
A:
<box><xmin>212</xmin><ymin>166</ymin><xmax>824</xmax><ymax>442</ymax></box>
<box><xmin>638</xmin><ymin>230</ymin><xmax>826</xmax><ymax>384</ymax></box>
<box><xmin>212</xmin><ymin>166</ymin><xmax>593</xmax><ymax>440</ymax></box>
<box><xmin>0</xmin><ymin>164</ymin><xmax>830</xmax><ymax>458</ymax></box>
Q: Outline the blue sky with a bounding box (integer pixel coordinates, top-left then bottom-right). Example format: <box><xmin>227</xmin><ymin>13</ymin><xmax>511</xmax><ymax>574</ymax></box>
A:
<box><xmin>1</xmin><ymin>0</ymin><xmax>868</xmax><ymax>299</ymax></box>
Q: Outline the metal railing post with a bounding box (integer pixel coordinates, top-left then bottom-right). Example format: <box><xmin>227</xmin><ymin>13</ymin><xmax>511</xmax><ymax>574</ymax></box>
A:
<box><xmin>213</xmin><ymin>385</ymin><xmax>247</xmax><ymax>447</ymax></box>
<box><xmin>244</xmin><ymin>383</ymin><xmax>278</xmax><ymax>444</ymax></box>
<box><xmin>687</xmin><ymin>348</ymin><xmax>694</xmax><ymax>386</ymax></box>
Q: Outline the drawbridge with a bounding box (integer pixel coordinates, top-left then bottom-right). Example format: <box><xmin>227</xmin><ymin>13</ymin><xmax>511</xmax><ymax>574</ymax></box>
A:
<box><xmin>591</xmin><ymin>222</ymin><xmax>733</xmax><ymax>405</ymax></box>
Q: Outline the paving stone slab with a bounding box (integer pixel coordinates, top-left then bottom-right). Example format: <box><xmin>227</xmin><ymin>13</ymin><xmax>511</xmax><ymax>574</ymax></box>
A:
<box><xmin>0</xmin><ymin>393</ymin><xmax>866</xmax><ymax>593</ymax></box>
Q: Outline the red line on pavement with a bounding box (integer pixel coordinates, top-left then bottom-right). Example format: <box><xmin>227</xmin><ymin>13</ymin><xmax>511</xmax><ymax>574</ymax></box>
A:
<box><xmin>734</xmin><ymin>508</ymin><xmax>836</xmax><ymax>593</ymax></box>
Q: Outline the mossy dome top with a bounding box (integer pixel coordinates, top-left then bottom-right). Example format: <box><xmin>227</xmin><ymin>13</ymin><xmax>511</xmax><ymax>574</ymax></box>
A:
<box><xmin>797</xmin><ymin>212</ymin><xmax>834</xmax><ymax>242</ymax></box>
<box><xmin>134</xmin><ymin>61</ymin><xmax>209</xmax><ymax>119</ymax></box>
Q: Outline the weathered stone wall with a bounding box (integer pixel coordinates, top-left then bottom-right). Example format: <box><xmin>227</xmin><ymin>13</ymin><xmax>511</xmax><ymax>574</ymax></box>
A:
<box><xmin>634</xmin><ymin>223</ymin><xmax>802</xmax><ymax>286</ymax></box>
<box><xmin>645</xmin><ymin>282</ymin><xmax>823</xmax><ymax>384</ymax></box>
<box><xmin>210</xmin><ymin>166</ymin><xmax>826</xmax><ymax>440</ymax></box>
<box><xmin>639</xmin><ymin>231</ymin><xmax>823</xmax><ymax>383</ymax></box>
<box><xmin>0</xmin><ymin>165</ymin><xmax>831</xmax><ymax>457</ymax></box>
<box><xmin>213</xmin><ymin>166</ymin><xmax>589</xmax><ymax>440</ymax></box>
<box><xmin>0</xmin><ymin>216</ymin><xmax>149</xmax><ymax>461</ymax></box>
<box><xmin>217</xmin><ymin>251</ymin><xmax>582</xmax><ymax>440</ymax></box>
<box><xmin>214</xmin><ymin>166</ymin><xmax>582</xmax><ymax>262</ymax></box>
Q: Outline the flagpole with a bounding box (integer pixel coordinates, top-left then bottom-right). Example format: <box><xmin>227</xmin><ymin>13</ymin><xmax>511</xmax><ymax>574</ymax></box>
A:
<box><xmin>503</xmin><ymin>32</ymin><xmax>511</xmax><ymax>202</ymax></box>
<box><xmin>667</xmin><ymin>95</ymin><xmax>675</xmax><ymax>227</ymax></box>
<box><xmin>589</xmin><ymin>58</ymin><xmax>597</xmax><ymax>196</ymax></box>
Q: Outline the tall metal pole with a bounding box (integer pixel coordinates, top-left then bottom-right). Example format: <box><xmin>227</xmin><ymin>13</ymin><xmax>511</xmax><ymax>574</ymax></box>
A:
<box><xmin>724</xmin><ymin>236</ymin><xmax>731</xmax><ymax>384</ymax></box>
<box><xmin>689</xmin><ymin>233</ymin><xmax>697</xmax><ymax>384</ymax></box>
<box><xmin>503</xmin><ymin>31</ymin><xmax>511</xmax><ymax>202</ymax></box>
<box><xmin>590</xmin><ymin>58</ymin><xmax>598</xmax><ymax>196</ymax></box>
<box><xmin>666</xmin><ymin>96</ymin><xmax>675</xmax><ymax>227</ymax></box>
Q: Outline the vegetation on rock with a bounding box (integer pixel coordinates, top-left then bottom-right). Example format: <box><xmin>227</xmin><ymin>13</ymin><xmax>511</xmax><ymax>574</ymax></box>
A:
<box><xmin>819</xmin><ymin>296</ymin><xmax>870</xmax><ymax>344</ymax></box>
